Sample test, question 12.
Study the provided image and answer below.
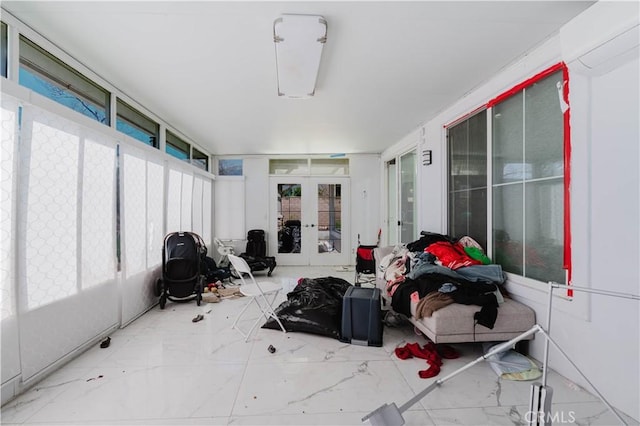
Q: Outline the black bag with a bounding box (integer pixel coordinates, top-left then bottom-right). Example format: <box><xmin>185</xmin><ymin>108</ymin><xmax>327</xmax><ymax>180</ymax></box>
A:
<box><xmin>245</xmin><ymin>229</ymin><xmax>266</xmax><ymax>257</ymax></box>
<box><xmin>201</xmin><ymin>256</ymin><xmax>231</xmax><ymax>283</ymax></box>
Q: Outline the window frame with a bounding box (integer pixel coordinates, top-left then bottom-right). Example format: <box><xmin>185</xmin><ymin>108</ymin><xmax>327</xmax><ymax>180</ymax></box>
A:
<box><xmin>1</xmin><ymin>21</ymin><xmax>8</xmax><ymax>78</ymax></box>
<box><xmin>116</xmin><ymin>98</ymin><xmax>159</xmax><ymax>147</ymax></box>
<box><xmin>18</xmin><ymin>35</ymin><xmax>111</xmax><ymax>125</ymax></box>
<box><xmin>191</xmin><ymin>147</ymin><xmax>209</xmax><ymax>171</ymax></box>
<box><xmin>445</xmin><ymin>62</ymin><xmax>572</xmax><ymax>291</ymax></box>
<box><xmin>165</xmin><ymin>130</ymin><xmax>190</xmax><ymax>162</ymax></box>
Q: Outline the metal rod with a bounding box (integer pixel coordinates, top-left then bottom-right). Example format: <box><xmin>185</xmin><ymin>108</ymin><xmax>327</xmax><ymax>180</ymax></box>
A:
<box><xmin>542</xmin><ymin>282</ymin><xmax>554</xmax><ymax>388</ymax></box>
<box><xmin>538</xmin><ymin>327</ymin><xmax>628</xmax><ymax>425</ymax></box>
<box><xmin>396</xmin><ymin>325</ymin><xmax>541</xmax><ymax>414</ymax></box>
<box><xmin>550</xmin><ymin>282</ymin><xmax>640</xmax><ymax>300</ymax></box>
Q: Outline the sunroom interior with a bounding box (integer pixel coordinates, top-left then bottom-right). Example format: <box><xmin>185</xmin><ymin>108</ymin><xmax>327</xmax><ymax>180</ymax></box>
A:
<box><xmin>1</xmin><ymin>1</ymin><xmax>639</xmax><ymax>425</ymax></box>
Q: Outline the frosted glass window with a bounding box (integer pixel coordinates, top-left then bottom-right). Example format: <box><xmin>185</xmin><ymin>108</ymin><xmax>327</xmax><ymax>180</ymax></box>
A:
<box><xmin>492</xmin><ymin>70</ymin><xmax>564</xmax><ymax>282</ymax></box>
<box><xmin>166</xmin><ymin>169</ymin><xmax>182</xmax><ymax>233</ymax></box>
<box><xmin>123</xmin><ymin>154</ymin><xmax>146</xmax><ymax>276</ymax></box>
<box><xmin>181</xmin><ymin>173</ymin><xmax>193</xmax><ymax>231</ymax></box>
<box><xmin>1</xmin><ymin>99</ymin><xmax>18</xmax><ymax>319</ymax></box>
<box><xmin>81</xmin><ymin>139</ymin><xmax>116</xmax><ymax>288</ymax></box>
<box><xmin>24</xmin><ymin>115</ymin><xmax>79</xmax><ymax>309</ymax></box>
<box><xmin>146</xmin><ymin>161</ymin><xmax>164</xmax><ymax>268</ymax></box>
<box><xmin>400</xmin><ymin>151</ymin><xmax>416</xmax><ymax>243</ymax></box>
<box><xmin>524</xmin><ymin>179</ymin><xmax>564</xmax><ymax>283</ymax></box>
<box><xmin>447</xmin><ymin>110</ymin><xmax>488</xmax><ymax>248</ymax></box>
<box><xmin>526</xmin><ymin>77</ymin><xmax>564</xmax><ymax>180</ymax></box>
<box><xmin>202</xmin><ymin>179</ymin><xmax>212</xmax><ymax>246</ymax></box>
<box><xmin>192</xmin><ymin>177</ymin><xmax>204</xmax><ymax>237</ymax></box>
<box><xmin>493</xmin><ymin>93</ymin><xmax>524</xmax><ymax>185</ymax></box>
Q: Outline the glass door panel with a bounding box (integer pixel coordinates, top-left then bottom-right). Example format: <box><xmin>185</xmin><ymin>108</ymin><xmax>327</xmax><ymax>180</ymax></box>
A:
<box><xmin>271</xmin><ymin>177</ymin><xmax>349</xmax><ymax>266</ymax></box>
<box><xmin>386</xmin><ymin>159</ymin><xmax>398</xmax><ymax>244</ymax></box>
<box><xmin>277</xmin><ymin>183</ymin><xmax>302</xmax><ymax>254</ymax></box>
<box><xmin>311</xmin><ymin>178</ymin><xmax>349</xmax><ymax>265</ymax></box>
<box><xmin>316</xmin><ymin>183</ymin><xmax>341</xmax><ymax>253</ymax></box>
<box><xmin>400</xmin><ymin>150</ymin><xmax>417</xmax><ymax>243</ymax></box>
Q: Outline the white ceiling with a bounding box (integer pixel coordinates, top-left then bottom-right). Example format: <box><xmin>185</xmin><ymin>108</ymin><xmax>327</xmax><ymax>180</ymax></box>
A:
<box><xmin>2</xmin><ymin>1</ymin><xmax>595</xmax><ymax>156</ymax></box>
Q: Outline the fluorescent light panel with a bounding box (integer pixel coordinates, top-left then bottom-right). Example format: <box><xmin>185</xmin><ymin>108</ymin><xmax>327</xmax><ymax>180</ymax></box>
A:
<box><xmin>274</xmin><ymin>14</ymin><xmax>327</xmax><ymax>98</ymax></box>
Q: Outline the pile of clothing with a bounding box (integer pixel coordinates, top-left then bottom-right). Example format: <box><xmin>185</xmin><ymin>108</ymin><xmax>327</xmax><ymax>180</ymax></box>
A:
<box><xmin>379</xmin><ymin>232</ymin><xmax>506</xmax><ymax>329</ymax></box>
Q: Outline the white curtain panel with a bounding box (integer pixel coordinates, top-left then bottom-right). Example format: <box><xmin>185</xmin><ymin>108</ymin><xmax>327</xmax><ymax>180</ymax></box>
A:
<box><xmin>214</xmin><ymin>177</ymin><xmax>245</xmax><ymax>240</ymax></box>
<box><xmin>202</xmin><ymin>179</ymin><xmax>213</xmax><ymax>247</ymax></box>
<box><xmin>166</xmin><ymin>168</ymin><xmax>182</xmax><ymax>234</ymax></box>
<box><xmin>17</xmin><ymin>102</ymin><xmax>118</xmax><ymax>380</ymax></box>
<box><xmin>192</xmin><ymin>176</ymin><xmax>204</xmax><ymax>238</ymax></box>
<box><xmin>1</xmin><ymin>95</ymin><xmax>21</xmax><ymax>384</ymax></box>
<box><xmin>180</xmin><ymin>172</ymin><xmax>193</xmax><ymax>231</ymax></box>
<box><xmin>146</xmin><ymin>159</ymin><xmax>164</xmax><ymax>270</ymax></box>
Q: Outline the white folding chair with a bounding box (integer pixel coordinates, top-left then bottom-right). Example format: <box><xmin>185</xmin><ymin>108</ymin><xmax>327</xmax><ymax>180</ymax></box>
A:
<box><xmin>227</xmin><ymin>254</ymin><xmax>286</xmax><ymax>341</ymax></box>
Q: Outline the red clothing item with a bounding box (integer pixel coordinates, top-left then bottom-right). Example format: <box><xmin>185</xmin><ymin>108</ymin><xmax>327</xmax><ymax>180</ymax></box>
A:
<box><xmin>425</xmin><ymin>241</ymin><xmax>482</xmax><ymax>270</ymax></box>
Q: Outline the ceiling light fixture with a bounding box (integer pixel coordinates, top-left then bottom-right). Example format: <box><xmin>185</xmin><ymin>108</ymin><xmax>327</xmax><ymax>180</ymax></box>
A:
<box><xmin>273</xmin><ymin>14</ymin><xmax>327</xmax><ymax>99</ymax></box>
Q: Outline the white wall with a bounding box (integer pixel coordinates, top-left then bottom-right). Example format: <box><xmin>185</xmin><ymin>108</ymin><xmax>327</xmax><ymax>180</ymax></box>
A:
<box><xmin>347</xmin><ymin>154</ymin><xmax>382</xmax><ymax>250</ymax></box>
<box><xmin>382</xmin><ymin>3</ymin><xmax>640</xmax><ymax>420</ymax></box>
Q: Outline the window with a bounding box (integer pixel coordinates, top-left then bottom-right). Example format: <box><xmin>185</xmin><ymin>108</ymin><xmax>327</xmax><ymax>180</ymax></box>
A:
<box><xmin>19</xmin><ymin>36</ymin><xmax>110</xmax><ymax>124</ymax></box>
<box><xmin>166</xmin><ymin>130</ymin><xmax>190</xmax><ymax>161</ymax></box>
<box><xmin>269</xmin><ymin>158</ymin><xmax>308</xmax><ymax>175</ymax></box>
<box><xmin>116</xmin><ymin>99</ymin><xmax>159</xmax><ymax>147</ymax></box>
<box><xmin>218</xmin><ymin>159</ymin><xmax>243</xmax><ymax>176</ymax></box>
<box><xmin>447</xmin><ymin>110</ymin><xmax>488</xmax><ymax>249</ymax></box>
<box><xmin>269</xmin><ymin>158</ymin><xmax>350</xmax><ymax>176</ymax></box>
<box><xmin>492</xmin><ymin>70</ymin><xmax>565</xmax><ymax>284</ymax></box>
<box><xmin>1</xmin><ymin>21</ymin><xmax>7</xmax><ymax>78</ymax></box>
<box><xmin>447</xmin><ymin>64</ymin><xmax>568</xmax><ymax>285</ymax></box>
<box><xmin>192</xmin><ymin>147</ymin><xmax>209</xmax><ymax>171</ymax></box>
<box><xmin>310</xmin><ymin>158</ymin><xmax>349</xmax><ymax>175</ymax></box>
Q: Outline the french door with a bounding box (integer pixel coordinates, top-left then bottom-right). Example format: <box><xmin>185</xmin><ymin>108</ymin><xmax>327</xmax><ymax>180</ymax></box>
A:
<box><xmin>270</xmin><ymin>177</ymin><xmax>350</xmax><ymax>266</ymax></box>
<box><xmin>386</xmin><ymin>150</ymin><xmax>417</xmax><ymax>245</ymax></box>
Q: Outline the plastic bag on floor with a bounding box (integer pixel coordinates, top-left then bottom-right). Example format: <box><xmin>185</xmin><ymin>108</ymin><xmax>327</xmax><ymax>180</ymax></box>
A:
<box><xmin>483</xmin><ymin>342</ymin><xmax>542</xmax><ymax>381</ymax></box>
<box><xmin>262</xmin><ymin>276</ymin><xmax>352</xmax><ymax>339</ymax></box>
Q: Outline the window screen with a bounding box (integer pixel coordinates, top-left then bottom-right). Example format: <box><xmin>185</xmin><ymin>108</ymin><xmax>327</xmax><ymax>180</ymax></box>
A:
<box><xmin>492</xmin><ymin>71</ymin><xmax>565</xmax><ymax>284</ymax></box>
<box><xmin>447</xmin><ymin>110</ymin><xmax>487</xmax><ymax>248</ymax></box>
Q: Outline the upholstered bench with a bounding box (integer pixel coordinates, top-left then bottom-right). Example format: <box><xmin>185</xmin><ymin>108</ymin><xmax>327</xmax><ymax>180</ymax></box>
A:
<box><xmin>373</xmin><ymin>246</ymin><xmax>536</xmax><ymax>344</ymax></box>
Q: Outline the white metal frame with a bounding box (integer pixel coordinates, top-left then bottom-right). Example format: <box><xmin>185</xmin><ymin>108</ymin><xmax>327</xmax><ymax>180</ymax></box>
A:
<box><xmin>227</xmin><ymin>254</ymin><xmax>286</xmax><ymax>342</ymax></box>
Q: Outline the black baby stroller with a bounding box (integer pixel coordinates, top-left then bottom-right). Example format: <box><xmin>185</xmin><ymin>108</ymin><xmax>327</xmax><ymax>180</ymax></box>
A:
<box><xmin>239</xmin><ymin>229</ymin><xmax>277</xmax><ymax>276</ymax></box>
<box><xmin>354</xmin><ymin>229</ymin><xmax>381</xmax><ymax>286</ymax></box>
<box><xmin>156</xmin><ymin>231</ymin><xmax>207</xmax><ymax>309</ymax></box>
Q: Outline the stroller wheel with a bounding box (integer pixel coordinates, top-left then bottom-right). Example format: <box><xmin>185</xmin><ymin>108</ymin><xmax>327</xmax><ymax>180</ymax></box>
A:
<box><xmin>159</xmin><ymin>294</ymin><xmax>167</xmax><ymax>309</ymax></box>
<box><xmin>154</xmin><ymin>278</ymin><xmax>163</xmax><ymax>297</ymax></box>
<box><xmin>196</xmin><ymin>277</ymin><xmax>204</xmax><ymax>306</ymax></box>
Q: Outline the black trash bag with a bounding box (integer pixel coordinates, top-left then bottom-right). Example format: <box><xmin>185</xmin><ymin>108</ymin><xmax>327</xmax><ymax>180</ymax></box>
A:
<box><xmin>262</xmin><ymin>276</ymin><xmax>352</xmax><ymax>340</ymax></box>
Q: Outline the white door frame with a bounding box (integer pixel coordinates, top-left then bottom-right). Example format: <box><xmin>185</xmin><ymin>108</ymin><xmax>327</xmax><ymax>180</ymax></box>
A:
<box><xmin>269</xmin><ymin>177</ymin><xmax>350</xmax><ymax>266</ymax></box>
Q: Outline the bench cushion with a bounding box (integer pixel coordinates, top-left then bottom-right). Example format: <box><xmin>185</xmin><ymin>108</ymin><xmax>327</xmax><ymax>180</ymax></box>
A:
<box><xmin>410</xmin><ymin>298</ymin><xmax>536</xmax><ymax>343</ymax></box>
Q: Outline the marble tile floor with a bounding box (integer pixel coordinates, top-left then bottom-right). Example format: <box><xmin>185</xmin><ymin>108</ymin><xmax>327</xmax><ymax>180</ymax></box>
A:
<box><xmin>1</xmin><ymin>266</ymin><xmax>637</xmax><ymax>426</ymax></box>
